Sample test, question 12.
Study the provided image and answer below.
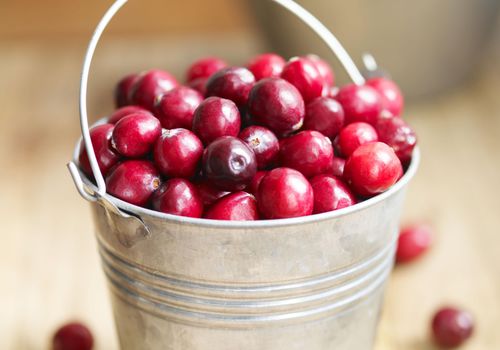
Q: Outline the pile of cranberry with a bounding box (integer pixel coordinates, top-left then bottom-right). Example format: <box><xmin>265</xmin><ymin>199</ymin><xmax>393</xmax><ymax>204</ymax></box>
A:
<box><xmin>79</xmin><ymin>53</ymin><xmax>417</xmax><ymax>220</ymax></box>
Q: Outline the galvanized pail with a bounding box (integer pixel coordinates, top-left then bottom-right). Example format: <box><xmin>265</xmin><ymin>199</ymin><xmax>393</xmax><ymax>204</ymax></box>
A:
<box><xmin>68</xmin><ymin>1</ymin><xmax>420</xmax><ymax>349</ymax></box>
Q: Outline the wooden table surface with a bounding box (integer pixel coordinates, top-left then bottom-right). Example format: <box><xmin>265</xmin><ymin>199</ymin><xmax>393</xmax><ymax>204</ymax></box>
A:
<box><xmin>1</xmin><ymin>36</ymin><xmax>499</xmax><ymax>350</ymax></box>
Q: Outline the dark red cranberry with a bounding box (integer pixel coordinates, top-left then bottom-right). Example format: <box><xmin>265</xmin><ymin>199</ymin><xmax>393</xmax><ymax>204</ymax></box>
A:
<box><xmin>279</xmin><ymin>130</ymin><xmax>333</xmax><ymax>178</ymax></box>
<box><xmin>238</xmin><ymin>126</ymin><xmax>279</xmax><ymax>169</ymax></box>
<box><xmin>247</xmin><ymin>53</ymin><xmax>286</xmax><ymax>81</ymax></box>
<box><xmin>330</xmin><ymin>156</ymin><xmax>346</xmax><ymax>178</ymax></box>
<box><xmin>53</xmin><ymin>322</ymin><xmax>93</xmax><ymax>350</ymax></box>
<box><xmin>115</xmin><ymin>73</ymin><xmax>139</xmax><ymax>108</ymax></box>
<box><xmin>281</xmin><ymin>57</ymin><xmax>324</xmax><ymax>103</ymax></box>
<box><xmin>111</xmin><ymin>113</ymin><xmax>162</xmax><ymax>157</ymax></box>
<box><xmin>306</xmin><ymin>54</ymin><xmax>334</xmax><ymax>88</ymax></box>
<box><xmin>337</xmin><ymin>122</ymin><xmax>378</xmax><ymax>157</ymax></box>
<box><xmin>366</xmin><ymin>77</ymin><xmax>404</xmax><ymax>117</ymax></box>
<box><xmin>310</xmin><ymin>174</ymin><xmax>356</xmax><ymax>214</ymax></box>
<box><xmin>195</xmin><ymin>179</ymin><xmax>230</xmax><ymax>207</ymax></box>
<box><xmin>246</xmin><ymin>170</ymin><xmax>267</xmax><ymax>195</ymax></box>
<box><xmin>206</xmin><ymin>67</ymin><xmax>255</xmax><ymax>107</ymax></box>
<box><xmin>344</xmin><ymin>142</ymin><xmax>403</xmax><ymax>197</ymax></box>
<box><xmin>192</xmin><ymin>97</ymin><xmax>241</xmax><ymax>145</ymax></box>
<box><xmin>336</xmin><ymin>83</ymin><xmax>383</xmax><ymax>125</ymax></box>
<box><xmin>247</xmin><ymin>78</ymin><xmax>305</xmax><ymax>136</ymax></box>
<box><xmin>153</xmin><ymin>128</ymin><xmax>203</xmax><ymax>178</ymax></box>
<box><xmin>108</xmin><ymin>105</ymin><xmax>152</xmax><ymax>124</ymax></box>
<box><xmin>257</xmin><ymin>167</ymin><xmax>314</xmax><ymax>219</ymax></box>
<box><xmin>78</xmin><ymin>124</ymin><xmax>120</xmax><ymax>177</ymax></box>
<box><xmin>154</xmin><ymin>86</ymin><xmax>203</xmax><ymax>130</ymax></box>
<box><xmin>129</xmin><ymin>69</ymin><xmax>178</xmax><ymax>111</ymax></box>
<box><xmin>396</xmin><ymin>224</ymin><xmax>432</xmax><ymax>264</ymax></box>
<box><xmin>188</xmin><ymin>77</ymin><xmax>208</xmax><ymax>96</ymax></box>
<box><xmin>304</xmin><ymin>97</ymin><xmax>344</xmax><ymax>138</ymax></box>
<box><xmin>151</xmin><ymin>178</ymin><xmax>203</xmax><ymax>218</ymax></box>
<box><xmin>204</xmin><ymin>191</ymin><xmax>259</xmax><ymax>221</ymax></box>
<box><xmin>105</xmin><ymin>160</ymin><xmax>161</xmax><ymax>207</ymax></box>
<box><xmin>376</xmin><ymin>115</ymin><xmax>417</xmax><ymax>165</ymax></box>
<box><xmin>202</xmin><ymin>136</ymin><xmax>257</xmax><ymax>191</ymax></box>
<box><xmin>432</xmin><ymin>307</ymin><xmax>474</xmax><ymax>348</ymax></box>
<box><xmin>186</xmin><ymin>57</ymin><xmax>228</xmax><ymax>82</ymax></box>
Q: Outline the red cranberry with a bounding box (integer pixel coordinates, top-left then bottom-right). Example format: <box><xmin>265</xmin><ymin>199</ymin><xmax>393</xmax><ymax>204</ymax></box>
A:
<box><xmin>337</xmin><ymin>122</ymin><xmax>378</xmax><ymax>157</ymax></box>
<box><xmin>247</xmin><ymin>78</ymin><xmax>305</xmax><ymax>136</ymax></box>
<box><xmin>310</xmin><ymin>174</ymin><xmax>356</xmax><ymax>214</ymax></box>
<box><xmin>246</xmin><ymin>170</ymin><xmax>267</xmax><ymax>195</ymax></box>
<box><xmin>105</xmin><ymin>160</ymin><xmax>161</xmax><ymax>207</ymax></box>
<box><xmin>154</xmin><ymin>86</ymin><xmax>203</xmax><ymax>130</ymax></box>
<box><xmin>111</xmin><ymin>113</ymin><xmax>162</xmax><ymax>158</ymax></box>
<box><xmin>336</xmin><ymin>84</ymin><xmax>383</xmax><ymax>125</ymax></box>
<box><xmin>206</xmin><ymin>67</ymin><xmax>255</xmax><ymax>107</ymax></box>
<box><xmin>188</xmin><ymin>77</ymin><xmax>208</xmax><ymax>96</ymax></box>
<box><xmin>195</xmin><ymin>179</ymin><xmax>230</xmax><ymax>207</ymax></box>
<box><xmin>115</xmin><ymin>73</ymin><xmax>139</xmax><ymax>108</ymax></box>
<box><xmin>257</xmin><ymin>167</ymin><xmax>314</xmax><ymax>219</ymax></box>
<box><xmin>330</xmin><ymin>156</ymin><xmax>346</xmax><ymax>178</ymax></box>
<box><xmin>304</xmin><ymin>97</ymin><xmax>345</xmax><ymax>138</ymax></box>
<box><xmin>376</xmin><ymin>115</ymin><xmax>417</xmax><ymax>165</ymax></box>
<box><xmin>306</xmin><ymin>54</ymin><xmax>335</xmax><ymax>88</ymax></box>
<box><xmin>204</xmin><ymin>191</ymin><xmax>259</xmax><ymax>221</ymax></box>
<box><xmin>281</xmin><ymin>57</ymin><xmax>324</xmax><ymax>103</ymax></box>
<box><xmin>151</xmin><ymin>178</ymin><xmax>203</xmax><ymax>218</ymax></box>
<box><xmin>129</xmin><ymin>69</ymin><xmax>178</xmax><ymax>111</ymax></box>
<box><xmin>108</xmin><ymin>105</ymin><xmax>151</xmax><ymax>124</ymax></box>
<box><xmin>396</xmin><ymin>224</ymin><xmax>432</xmax><ymax>263</ymax></box>
<box><xmin>367</xmin><ymin>77</ymin><xmax>404</xmax><ymax>116</ymax></box>
<box><xmin>186</xmin><ymin>57</ymin><xmax>228</xmax><ymax>82</ymax></box>
<box><xmin>202</xmin><ymin>136</ymin><xmax>257</xmax><ymax>191</ymax></box>
<box><xmin>344</xmin><ymin>142</ymin><xmax>403</xmax><ymax>197</ymax></box>
<box><xmin>247</xmin><ymin>53</ymin><xmax>286</xmax><ymax>81</ymax></box>
<box><xmin>53</xmin><ymin>322</ymin><xmax>93</xmax><ymax>350</ymax></box>
<box><xmin>153</xmin><ymin>128</ymin><xmax>203</xmax><ymax>178</ymax></box>
<box><xmin>279</xmin><ymin>130</ymin><xmax>333</xmax><ymax>178</ymax></box>
<box><xmin>192</xmin><ymin>97</ymin><xmax>241</xmax><ymax>145</ymax></box>
<box><xmin>432</xmin><ymin>307</ymin><xmax>474</xmax><ymax>348</ymax></box>
<box><xmin>78</xmin><ymin>124</ymin><xmax>120</xmax><ymax>177</ymax></box>
<box><xmin>238</xmin><ymin>126</ymin><xmax>279</xmax><ymax>169</ymax></box>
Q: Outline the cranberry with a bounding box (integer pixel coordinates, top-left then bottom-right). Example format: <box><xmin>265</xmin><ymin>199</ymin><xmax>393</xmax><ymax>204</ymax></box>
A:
<box><xmin>154</xmin><ymin>86</ymin><xmax>203</xmax><ymax>130</ymax></box>
<box><xmin>247</xmin><ymin>78</ymin><xmax>305</xmax><ymax>136</ymax></box>
<box><xmin>192</xmin><ymin>97</ymin><xmax>241</xmax><ymax>145</ymax></box>
<box><xmin>279</xmin><ymin>130</ymin><xmax>333</xmax><ymax>178</ymax></box>
<box><xmin>337</xmin><ymin>122</ymin><xmax>378</xmax><ymax>157</ymax></box>
<box><xmin>129</xmin><ymin>69</ymin><xmax>178</xmax><ymax>111</ymax></box>
<box><xmin>53</xmin><ymin>322</ymin><xmax>93</xmax><ymax>350</ymax></box>
<box><xmin>111</xmin><ymin>113</ymin><xmax>162</xmax><ymax>157</ymax></box>
<box><xmin>115</xmin><ymin>73</ymin><xmax>139</xmax><ymax>108</ymax></box>
<box><xmin>432</xmin><ymin>307</ymin><xmax>474</xmax><ymax>348</ymax></box>
<box><xmin>238</xmin><ymin>126</ymin><xmax>279</xmax><ymax>169</ymax></box>
<box><xmin>344</xmin><ymin>142</ymin><xmax>403</xmax><ymax>197</ymax></box>
<box><xmin>202</xmin><ymin>136</ymin><xmax>257</xmax><ymax>191</ymax></box>
<box><xmin>78</xmin><ymin>124</ymin><xmax>120</xmax><ymax>177</ymax></box>
<box><xmin>330</xmin><ymin>156</ymin><xmax>346</xmax><ymax>178</ymax></box>
<box><xmin>204</xmin><ymin>191</ymin><xmax>259</xmax><ymax>220</ymax></box>
<box><xmin>247</xmin><ymin>53</ymin><xmax>286</xmax><ymax>81</ymax></box>
<box><xmin>246</xmin><ymin>170</ymin><xmax>267</xmax><ymax>195</ymax></box>
<box><xmin>366</xmin><ymin>77</ymin><xmax>404</xmax><ymax>116</ymax></box>
<box><xmin>257</xmin><ymin>167</ymin><xmax>314</xmax><ymax>219</ymax></box>
<box><xmin>188</xmin><ymin>77</ymin><xmax>208</xmax><ymax>96</ymax></box>
<box><xmin>336</xmin><ymin>84</ymin><xmax>383</xmax><ymax>125</ymax></box>
<box><xmin>306</xmin><ymin>54</ymin><xmax>335</xmax><ymax>88</ymax></box>
<box><xmin>304</xmin><ymin>97</ymin><xmax>345</xmax><ymax>138</ymax></box>
<box><xmin>151</xmin><ymin>178</ymin><xmax>203</xmax><ymax>218</ymax></box>
<box><xmin>108</xmin><ymin>105</ymin><xmax>151</xmax><ymax>124</ymax></box>
<box><xmin>206</xmin><ymin>67</ymin><xmax>255</xmax><ymax>107</ymax></box>
<box><xmin>105</xmin><ymin>160</ymin><xmax>161</xmax><ymax>207</ymax></box>
<box><xmin>396</xmin><ymin>224</ymin><xmax>432</xmax><ymax>263</ymax></box>
<box><xmin>310</xmin><ymin>174</ymin><xmax>356</xmax><ymax>214</ymax></box>
<box><xmin>281</xmin><ymin>57</ymin><xmax>324</xmax><ymax>103</ymax></box>
<box><xmin>195</xmin><ymin>179</ymin><xmax>230</xmax><ymax>207</ymax></box>
<box><xmin>153</xmin><ymin>128</ymin><xmax>203</xmax><ymax>178</ymax></box>
<box><xmin>376</xmin><ymin>115</ymin><xmax>417</xmax><ymax>165</ymax></box>
<box><xmin>186</xmin><ymin>57</ymin><xmax>228</xmax><ymax>82</ymax></box>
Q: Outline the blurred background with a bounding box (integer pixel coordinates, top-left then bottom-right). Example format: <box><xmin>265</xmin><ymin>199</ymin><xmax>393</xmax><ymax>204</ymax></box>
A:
<box><xmin>1</xmin><ymin>0</ymin><xmax>499</xmax><ymax>349</ymax></box>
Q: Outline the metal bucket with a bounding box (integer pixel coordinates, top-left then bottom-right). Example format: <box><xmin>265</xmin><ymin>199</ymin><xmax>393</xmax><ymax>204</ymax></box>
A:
<box><xmin>67</xmin><ymin>1</ymin><xmax>420</xmax><ymax>349</ymax></box>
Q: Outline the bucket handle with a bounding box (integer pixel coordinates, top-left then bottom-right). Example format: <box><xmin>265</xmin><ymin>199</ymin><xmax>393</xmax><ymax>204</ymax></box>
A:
<box><xmin>67</xmin><ymin>0</ymin><xmax>367</xmax><ymax>226</ymax></box>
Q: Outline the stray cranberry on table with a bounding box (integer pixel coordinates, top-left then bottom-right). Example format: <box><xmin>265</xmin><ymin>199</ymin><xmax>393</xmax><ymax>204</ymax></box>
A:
<box><xmin>432</xmin><ymin>307</ymin><xmax>474</xmax><ymax>348</ymax></box>
<box><xmin>53</xmin><ymin>322</ymin><xmax>93</xmax><ymax>350</ymax></box>
<box><xmin>396</xmin><ymin>224</ymin><xmax>432</xmax><ymax>264</ymax></box>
